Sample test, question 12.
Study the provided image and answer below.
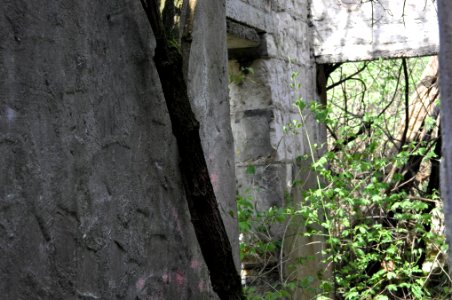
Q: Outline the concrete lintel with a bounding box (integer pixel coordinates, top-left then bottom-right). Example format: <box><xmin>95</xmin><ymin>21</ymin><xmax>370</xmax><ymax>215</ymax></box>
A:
<box><xmin>227</xmin><ymin>21</ymin><xmax>268</xmax><ymax>60</ymax></box>
<box><xmin>226</xmin><ymin>0</ymin><xmax>273</xmax><ymax>33</ymax></box>
<box><xmin>316</xmin><ymin>44</ymin><xmax>439</xmax><ymax>64</ymax></box>
<box><xmin>227</xmin><ymin>19</ymin><xmax>260</xmax><ymax>49</ymax></box>
<box><xmin>311</xmin><ymin>0</ymin><xmax>439</xmax><ymax>63</ymax></box>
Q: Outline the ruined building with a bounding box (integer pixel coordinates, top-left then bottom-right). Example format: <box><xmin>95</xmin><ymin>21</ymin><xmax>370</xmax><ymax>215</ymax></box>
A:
<box><xmin>227</xmin><ymin>0</ymin><xmax>438</xmax><ymax>295</ymax></box>
<box><xmin>0</xmin><ymin>0</ymin><xmax>439</xmax><ymax>299</ymax></box>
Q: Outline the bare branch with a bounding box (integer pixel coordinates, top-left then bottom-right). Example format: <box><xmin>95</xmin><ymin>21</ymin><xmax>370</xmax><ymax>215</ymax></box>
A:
<box><xmin>399</xmin><ymin>58</ymin><xmax>410</xmax><ymax>150</ymax></box>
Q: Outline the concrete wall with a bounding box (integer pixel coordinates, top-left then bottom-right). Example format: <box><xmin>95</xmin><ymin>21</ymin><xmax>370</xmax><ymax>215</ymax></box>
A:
<box><xmin>226</xmin><ymin>0</ymin><xmax>326</xmax><ymax>296</ymax></box>
<box><xmin>0</xmin><ymin>0</ymin><xmax>441</xmax><ymax>297</ymax></box>
<box><xmin>188</xmin><ymin>0</ymin><xmax>240</xmax><ymax>270</ymax></box>
<box><xmin>311</xmin><ymin>0</ymin><xmax>439</xmax><ymax>63</ymax></box>
<box><xmin>227</xmin><ymin>0</ymin><xmax>320</xmax><ymax>213</ymax></box>
<box><xmin>437</xmin><ymin>0</ymin><xmax>452</xmax><ymax>273</ymax></box>
<box><xmin>0</xmin><ymin>0</ymin><xmax>234</xmax><ymax>298</ymax></box>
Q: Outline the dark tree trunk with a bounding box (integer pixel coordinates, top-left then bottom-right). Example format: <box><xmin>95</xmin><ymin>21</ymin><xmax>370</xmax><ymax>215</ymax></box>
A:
<box><xmin>140</xmin><ymin>1</ymin><xmax>244</xmax><ymax>299</ymax></box>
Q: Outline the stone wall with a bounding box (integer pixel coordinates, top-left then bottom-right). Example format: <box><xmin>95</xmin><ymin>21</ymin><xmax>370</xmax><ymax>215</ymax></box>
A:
<box><xmin>311</xmin><ymin>0</ymin><xmax>439</xmax><ymax>63</ymax></box>
<box><xmin>0</xmin><ymin>0</ymin><xmax>234</xmax><ymax>298</ymax></box>
<box><xmin>227</xmin><ymin>0</ymin><xmax>320</xmax><ymax>214</ymax></box>
<box><xmin>226</xmin><ymin>0</ymin><xmax>326</xmax><ymax>296</ymax></box>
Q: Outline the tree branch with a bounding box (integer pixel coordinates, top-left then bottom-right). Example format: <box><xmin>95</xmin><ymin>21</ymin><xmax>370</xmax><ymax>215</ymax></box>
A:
<box><xmin>326</xmin><ymin>63</ymin><xmax>368</xmax><ymax>91</ymax></box>
<box><xmin>399</xmin><ymin>58</ymin><xmax>410</xmax><ymax>150</ymax></box>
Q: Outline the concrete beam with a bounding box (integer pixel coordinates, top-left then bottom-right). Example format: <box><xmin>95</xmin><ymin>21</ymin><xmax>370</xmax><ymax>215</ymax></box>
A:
<box><xmin>226</xmin><ymin>0</ymin><xmax>273</xmax><ymax>33</ymax></box>
<box><xmin>227</xmin><ymin>19</ymin><xmax>260</xmax><ymax>49</ymax></box>
<box><xmin>311</xmin><ymin>0</ymin><xmax>439</xmax><ymax>63</ymax></box>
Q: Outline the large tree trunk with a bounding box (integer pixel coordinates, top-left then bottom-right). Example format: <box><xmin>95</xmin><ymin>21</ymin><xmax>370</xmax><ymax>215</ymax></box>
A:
<box><xmin>389</xmin><ymin>57</ymin><xmax>440</xmax><ymax>191</ymax></box>
<box><xmin>437</xmin><ymin>0</ymin><xmax>452</xmax><ymax>273</ymax></box>
<box><xmin>397</xmin><ymin>57</ymin><xmax>439</xmax><ymax>144</ymax></box>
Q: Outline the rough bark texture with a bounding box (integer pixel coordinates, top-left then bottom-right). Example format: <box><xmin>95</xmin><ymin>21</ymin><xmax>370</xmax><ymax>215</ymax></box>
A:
<box><xmin>0</xmin><ymin>0</ymin><xmax>235</xmax><ymax>298</ymax></box>
<box><xmin>140</xmin><ymin>1</ymin><xmax>243</xmax><ymax>299</ymax></box>
<box><xmin>396</xmin><ymin>57</ymin><xmax>439</xmax><ymax>144</ymax></box>
<box><xmin>438</xmin><ymin>0</ymin><xmax>452</xmax><ymax>271</ymax></box>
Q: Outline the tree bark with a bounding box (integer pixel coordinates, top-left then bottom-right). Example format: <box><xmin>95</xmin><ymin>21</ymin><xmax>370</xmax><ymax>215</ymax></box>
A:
<box><xmin>396</xmin><ymin>57</ymin><xmax>439</xmax><ymax>144</ymax></box>
<box><xmin>140</xmin><ymin>1</ymin><xmax>244</xmax><ymax>299</ymax></box>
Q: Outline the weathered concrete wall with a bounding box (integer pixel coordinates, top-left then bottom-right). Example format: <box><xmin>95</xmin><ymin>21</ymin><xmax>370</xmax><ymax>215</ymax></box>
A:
<box><xmin>311</xmin><ymin>0</ymin><xmax>439</xmax><ymax>63</ymax></box>
<box><xmin>227</xmin><ymin>0</ymin><xmax>320</xmax><ymax>211</ymax></box>
<box><xmin>0</xmin><ymin>0</ymin><xmax>234</xmax><ymax>298</ymax></box>
<box><xmin>188</xmin><ymin>0</ymin><xmax>240</xmax><ymax>269</ymax></box>
<box><xmin>227</xmin><ymin>0</ymin><xmax>326</xmax><ymax>296</ymax></box>
<box><xmin>437</xmin><ymin>0</ymin><xmax>452</xmax><ymax>273</ymax></box>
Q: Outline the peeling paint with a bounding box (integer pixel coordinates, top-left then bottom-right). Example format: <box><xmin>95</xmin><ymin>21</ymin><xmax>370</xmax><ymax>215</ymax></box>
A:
<box><xmin>190</xmin><ymin>259</ymin><xmax>201</xmax><ymax>269</ymax></box>
<box><xmin>135</xmin><ymin>277</ymin><xmax>146</xmax><ymax>291</ymax></box>
<box><xmin>162</xmin><ymin>273</ymin><xmax>170</xmax><ymax>284</ymax></box>
<box><xmin>171</xmin><ymin>207</ymin><xmax>183</xmax><ymax>235</ymax></box>
<box><xmin>175</xmin><ymin>270</ymin><xmax>185</xmax><ymax>286</ymax></box>
<box><xmin>198</xmin><ymin>280</ymin><xmax>206</xmax><ymax>292</ymax></box>
<box><xmin>210</xmin><ymin>174</ymin><xmax>218</xmax><ymax>186</ymax></box>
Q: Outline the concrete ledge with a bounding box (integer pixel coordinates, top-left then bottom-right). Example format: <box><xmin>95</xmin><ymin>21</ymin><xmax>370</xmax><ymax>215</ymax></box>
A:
<box><xmin>315</xmin><ymin>44</ymin><xmax>439</xmax><ymax>64</ymax></box>
<box><xmin>227</xmin><ymin>20</ymin><xmax>268</xmax><ymax>60</ymax></box>
<box><xmin>311</xmin><ymin>0</ymin><xmax>439</xmax><ymax>63</ymax></box>
<box><xmin>226</xmin><ymin>0</ymin><xmax>273</xmax><ymax>33</ymax></box>
<box><xmin>227</xmin><ymin>19</ymin><xmax>260</xmax><ymax>49</ymax></box>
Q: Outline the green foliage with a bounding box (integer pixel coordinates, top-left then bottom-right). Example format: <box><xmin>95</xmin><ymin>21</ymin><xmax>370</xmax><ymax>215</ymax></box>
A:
<box><xmin>237</xmin><ymin>191</ymin><xmax>287</xmax><ymax>262</ymax></box>
<box><xmin>237</xmin><ymin>57</ymin><xmax>450</xmax><ymax>299</ymax></box>
<box><xmin>298</xmin><ymin>133</ymin><xmax>449</xmax><ymax>299</ymax></box>
<box><xmin>229</xmin><ymin>66</ymin><xmax>255</xmax><ymax>85</ymax></box>
<box><xmin>237</xmin><ymin>191</ymin><xmax>297</xmax><ymax>299</ymax></box>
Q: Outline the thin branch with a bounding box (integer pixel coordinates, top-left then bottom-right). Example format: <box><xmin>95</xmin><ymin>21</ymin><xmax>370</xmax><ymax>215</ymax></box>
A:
<box><xmin>402</xmin><ymin>0</ymin><xmax>407</xmax><ymax>27</ymax></box>
<box><xmin>326</xmin><ymin>63</ymin><xmax>368</xmax><ymax>91</ymax></box>
<box><xmin>399</xmin><ymin>58</ymin><xmax>410</xmax><ymax>150</ymax></box>
<box><xmin>377</xmin><ymin>63</ymin><xmax>403</xmax><ymax>118</ymax></box>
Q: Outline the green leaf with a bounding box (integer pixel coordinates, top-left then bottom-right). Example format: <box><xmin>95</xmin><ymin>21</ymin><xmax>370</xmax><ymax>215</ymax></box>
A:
<box><xmin>246</xmin><ymin>165</ymin><xmax>256</xmax><ymax>175</ymax></box>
